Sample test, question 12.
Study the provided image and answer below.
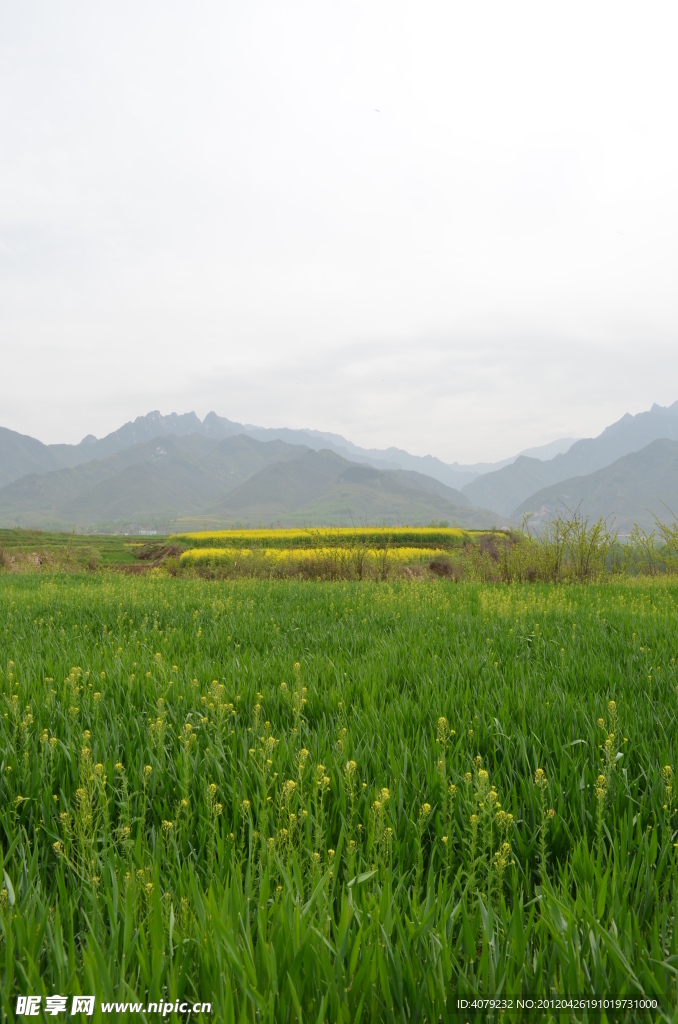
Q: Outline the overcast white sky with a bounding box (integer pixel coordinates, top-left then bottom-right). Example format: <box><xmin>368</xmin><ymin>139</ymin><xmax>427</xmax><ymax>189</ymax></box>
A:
<box><xmin>2</xmin><ymin>1</ymin><xmax>678</xmax><ymax>463</ymax></box>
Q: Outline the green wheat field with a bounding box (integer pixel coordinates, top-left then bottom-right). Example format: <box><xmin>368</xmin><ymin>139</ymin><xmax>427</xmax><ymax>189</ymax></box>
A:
<box><xmin>2</xmin><ymin>573</ymin><xmax>678</xmax><ymax>1022</ymax></box>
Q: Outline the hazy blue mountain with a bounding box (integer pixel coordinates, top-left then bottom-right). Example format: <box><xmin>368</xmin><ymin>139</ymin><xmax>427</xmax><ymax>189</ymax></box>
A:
<box><xmin>518</xmin><ymin>437</ymin><xmax>577</xmax><ymax>460</ymax></box>
<box><xmin>0</xmin><ymin>413</ymin><xmax>213</xmax><ymax>488</ymax></box>
<box><xmin>0</xmin><ymin>410</ymin><xmax>576</xmax><ymax>492</ymax></box>
<box><xmin>0</xmin><ymin>427</ymin><xmax>64</xmax><ymax>488</ymax></box>
<box><xmin>463</xmin><ymin>401</ymin><xmax>678</xmax><ymax>515</ymax></box>
<box><xmin>461</xmin><ymin>456</ymin><xmax>564</xmax><ymax>518</ymax></box>
<box><xmin>0</xmin><ymin>434</ymin><xmax>304</xmax><ymax>531</ymax></box>
<box><xmin>512</xmin><ymin>439</ymin><xmax>678</xmax><ymax>533</ymax></box>
<box><xmin>199</xmin><ymin>415</ymin><xmax>574</xmax><ymax>487</ymax></box>
<box><xmin>214</xmin><ymin>448</ymin><xmax>503</xmax><ymax>528</ymax></box>
<box><xmin>0</xmin><ymin>433</ymin><xmax>503</xmax><ymax>532</ymax></box>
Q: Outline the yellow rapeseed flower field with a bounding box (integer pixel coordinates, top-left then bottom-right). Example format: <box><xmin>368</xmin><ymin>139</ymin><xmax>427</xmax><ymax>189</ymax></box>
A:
<box><xmin>171</xmin><ymin>526</ymin><xmax>473</xmax><ymax>549</ymax></box>
<box><xmin>173</xmin><ymin>528</ymin><xmax>475</xmax><ymax>578</ymax></box>
<box><xmin>180</xmin><ymin>545</ymin><xmax>444</xmax><ymax>568</ymax></box>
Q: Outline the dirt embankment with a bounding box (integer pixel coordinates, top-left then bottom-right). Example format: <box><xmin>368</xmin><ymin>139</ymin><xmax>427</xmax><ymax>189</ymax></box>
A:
<box><xmin>124</xmin><ymin>544</ymin><xmax>184</xmax><ymax>575</ymax></box>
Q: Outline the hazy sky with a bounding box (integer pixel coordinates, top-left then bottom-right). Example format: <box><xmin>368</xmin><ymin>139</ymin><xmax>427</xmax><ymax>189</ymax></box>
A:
<box><xmin>2</xmin><ymin>1</ymin><xmax>678</xmax><ymax>462</ymax></box>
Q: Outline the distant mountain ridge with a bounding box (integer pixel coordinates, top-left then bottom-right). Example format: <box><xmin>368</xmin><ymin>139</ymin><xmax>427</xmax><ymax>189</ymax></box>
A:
<box><xmin>0</xmin><ymin>432</ymin><xmax>503</xmax><ymax>532</ymax></box>
<box><xmin>463</xmin><ymin>401</ymin><xmax>678</xmax><ymax>516</ymax></box>
<box><xmin>0</xmin><ymin>411</ymin><xmax>575</xmax><ymax>492</ymax></box>
<box><xmin>212</xmin><ymin>448</ymin><xmax>500</xmax><ymax>528</ymax></box>
<box><xmin>2</xmin><ymin>401</ymin><xmax>678</xmax><ymax>533</ymax></box>
<box><xmin>512</xmin><ymin>438</ymin><xmax>678</xmax><ymax>533</ymax></box>
<box><xmin>0</xmin><ymin>434</ymin><xmax>304</xmax><ymax>528</ymax></box>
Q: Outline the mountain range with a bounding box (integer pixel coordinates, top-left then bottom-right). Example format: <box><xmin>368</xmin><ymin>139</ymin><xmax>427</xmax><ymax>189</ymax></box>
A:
<box><xmin>511</xmin><ymin>438</ymin><xmax>678</xmax><ymax>533</ymax></box>
<box><xmin>462</xmin><ymin>401</ymin><xmax>678</xmax><ymax>516</ymax></box>
<box><xmin>0</xmin><ymin>410</ymin><xmax>573</xmax><ymax>492</ymax></box>
<box><xmin>0</xmin><ymin>402</ymin><xmax>677</xmax><ymax>532</ymax></box>
<box><xmin>0</xmin><ymin>432</ymin><xmax>500</xmax><ymax>532</ymax></box>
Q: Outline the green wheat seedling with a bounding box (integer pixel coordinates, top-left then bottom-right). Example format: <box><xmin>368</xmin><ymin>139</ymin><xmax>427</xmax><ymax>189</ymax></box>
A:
<box><xmin>1</xmin><ymin>572</ymin><xmax>678</xmax><ymax>1021</ymax></box>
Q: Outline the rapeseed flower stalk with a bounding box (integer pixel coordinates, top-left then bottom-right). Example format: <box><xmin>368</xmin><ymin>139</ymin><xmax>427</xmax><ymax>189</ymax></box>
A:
<box><xmin>74</xmin><ymin>745</ymin><xmax>98</xmax><ymax>875</ymax></box>
<box><xmin>74</xmin><ymin>785</ymin><xmax>92</xmax><ymax>874</ymax></box>
<box><xmin>279</xmin><ymin>778</ymin><xmax>298</xmax><ymax>854</ymax></box>
<box><xmin>251</xmin><ymin>720</ymin><xmax>277</xmax><ymax>838</ymax></box>
<box><xmin>473</xmin><ymin>766</ymin><xmax>494</xmax><ymax>899</ymax></box>
<box><xmin>494</xmin><ymin>807</ymin><xmax>515</xmax><ymax>898</ymax></box>
<box><xmin>534</xmin><ymin>768</ymin><xmax>553</xmax><ymax>887</ymax></box>
<box><xmin>59</xmin><ymin>810</ymin><xmax>73</xmax><ymax>862</ymax></box>
<box><xmin>434</xmin><ymin>715</ymin><xmax>458</xmax><ymax>860</ymax></box>
<box><xmin>208</xmin><ymin>679</ymin><xmax>228</xmax><ymax>728</ymax></box>
<box><xmin>114</xmin><ymin>762</ymin><xmax>131</xmax><ymax>846</ymax></box>
<box><xmin>240</xmin><ymin>798</ymin><xmax>251</xmax><ymax>851</ymax></box>
<box><xmin>607</xmin><ymin>699</ymin><xmax>618</xmax><ymax>734</ymax></box>
<box><xmin>314</xmin><ymin>764</ymin><xmax>331</xmax><ymax>853</ymax></box>
<box><xmin>206</xmin><ymin>783</ymin><xmax>223</xmax><ymax>875</ymax></box>
<box><xmin>463</xmin><ymin>770</ymin><xmax>480</xmax><ymax>895</ymax></box>
<box><xmin>149</xmin><ymin>697</ymin><xmax>167</xmax><ymax>761</ymax></box>
<box><xmin>493</xmin><ymin>842</ymin><xmax>512</xmax><ymax>895</ymax></box>
<box><xmin>436</xmin><ymin>715</ymin><xmax>454</xmax><ymax>814</ymax></box>
<box><xmin>93</xmin><ymin>761</ymin><xmax>109</xmax><ymax>844</ymax></box>
<box><xmin>415</xmin><ymin>802</ymin><xmax>432</xmax><ymax>899</ymax></box>
<box><xmin>598</xmin><ymin>699</ymin><xmax>620</xmax><ymax>818</ymax></box>
<box><xmin>280</xmin><ymin>664</ymin><xmax>308</xmax><ymax>733</ymax></box>
<box><xmin>48</xmin><ymin>735</ymin><xmax>58</xmax><ymax>785</ymax></box>
<box><xmin>662</xmin><ymin>765</ymin><xmax>674</xmax><ymax>836</ymax></box>
<box><xmin>370</xmin><ymin>787</ymin><xmax>390</xmax><ymax>871</ymax></box>
<box><xmin>342</xmin><ymin>759</ymin><xmax>359</xmax><ymax>866</ymax></box>
<box><xmin>141</xmin><ymin>764</ymin><xmax>153</xmax><ymax>827</ymax></box>
<box><xmin>179</xmin><ymin>723</ymin><xmax>196</xmax><ymax>813</ymax></box>
<box><xmin>295</xmin><ymin>748</ymin><xmax>309</xmax><ymax>801</ymax></box>
<box><xmin>442</xmin><ymin>783</ymin><xmax>458</xmax><ymax>869</ymax></box>
<box><xmin>283</xmin><ymin>779</ymin><xmax>297</xmax><ymax>800</ymax></box>
<box><xmin>595</xmin><ymin>774</ymin><xmax>608</xmax><ymax>861</ymax></box>
<box><xmin>466</xmin><ymin>758</ymin><xmax>510</xmax><ymax>904</ymax></box>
